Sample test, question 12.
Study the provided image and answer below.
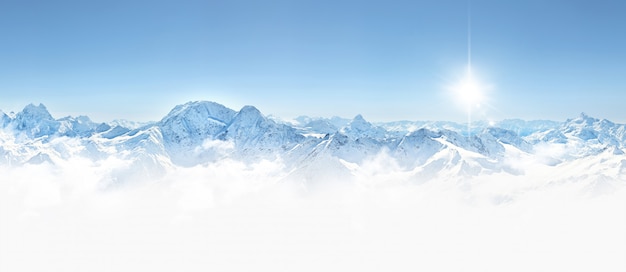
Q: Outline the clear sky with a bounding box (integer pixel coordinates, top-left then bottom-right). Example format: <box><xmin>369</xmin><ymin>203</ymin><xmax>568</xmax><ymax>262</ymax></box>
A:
<box><xmin>1</xmin><ymin>0</ymin><xmax>625</xmax><ymax>123</ymax></box>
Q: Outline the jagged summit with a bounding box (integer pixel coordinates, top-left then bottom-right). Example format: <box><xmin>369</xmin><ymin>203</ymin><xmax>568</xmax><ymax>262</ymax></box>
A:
<box><xmin>221</xmin><ymin>104</ymin><xmax>304</xmax><ymax>152</ymax></box>
<box><xmin>340</xmin><ymin>114</ymin><xmax>387</xmax><ymax>140</ymax></box>
<box><xmin>349</xmin><ymin>114</ymin><xmax>370</xmax><ymax>129</ymax></box>
<box><xmin>564</xmin><ymin>112</ymin><xmax>611</xmax><ymax>132</ymax></box>
<box><xmin>159</xmin><ymin>101</ymin><xmax>236</xmax><ymax>149</ymax></box>
<box><xmin>0</xmin><ymin>110</ymin><xmax>10</xmax><ymax>127</ymax></box>
<box><xmin>11</xmin><ymin>103</ymin><xmax>59</xmax><ymax>138</ymax></box>
<box><xmin>352</xmin><ymin>114</ymin><xmax>365</xmax><ymax>121</ymax></box>
<box><xmin>222</xmin><ymin>105</ymin><xmax>266</xmax><ymax>137</ymax></box>
<box><xmin>578</xmin><ymin>112</ymin><xmax>593</xmax><ymax>119</ymax></box>
<box><xmin>344</xmin><ymin>114</ymin><xmax>372</xmax><ymax>133</ymax></box>
<box><xmin>17</xmin><ymin>103</ymin><xmax>54</xmax><ymax>121</ymax></box>
<box><xmin>161</xmin><ymin>101</ymin><xmax>236</xmax><ymax>124</ymax></box>
<box><xmin>570</xmin><ymin>112</ymin><xmax>599</xmax><ymax>125</ymax></box>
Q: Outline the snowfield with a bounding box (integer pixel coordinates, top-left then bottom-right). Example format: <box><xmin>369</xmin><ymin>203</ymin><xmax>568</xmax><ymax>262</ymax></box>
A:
<box><xmin>1</xmin><ymin>101</ymin><xmax>624</xmax><ymax>272</ymax></box>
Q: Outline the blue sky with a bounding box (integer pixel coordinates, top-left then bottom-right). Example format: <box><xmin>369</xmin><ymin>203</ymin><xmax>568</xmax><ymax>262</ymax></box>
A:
<box><xmin>0</xmin><ymin>0</ymin><xmax>624</xmax><ymax>123</ymax></box>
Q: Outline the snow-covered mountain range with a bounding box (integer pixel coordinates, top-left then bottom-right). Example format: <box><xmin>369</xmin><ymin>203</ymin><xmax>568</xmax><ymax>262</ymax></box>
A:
<box><xmin>1</xmin><ymin>101</ymin><xmax>625</xmax><ymax>186</ymax></box>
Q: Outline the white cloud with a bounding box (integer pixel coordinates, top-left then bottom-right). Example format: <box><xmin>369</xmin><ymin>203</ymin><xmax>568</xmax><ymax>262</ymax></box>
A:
<box><xmin>0</xmin><ymin>156</ymin><xmax>625</xmax><ymax>272</ymax></box>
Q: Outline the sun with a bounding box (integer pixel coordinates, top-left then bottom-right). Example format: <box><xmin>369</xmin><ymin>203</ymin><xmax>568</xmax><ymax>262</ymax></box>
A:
<box><xmin>452</xmin><ymin>67</ymin><xmax>486</xmax><ymax>107</ymax></box>
<box><xmin>446</xmin><ymin>65</ymin><xmax>493</xmax><ymax>136</ymax></box>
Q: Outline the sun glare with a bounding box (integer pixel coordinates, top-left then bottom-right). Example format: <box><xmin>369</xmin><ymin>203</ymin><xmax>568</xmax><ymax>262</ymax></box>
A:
<box><xmin>447</xmin><ymin>65</ymin><xmax>492</xmax><ymax>136</ymax></box>
<box><xmin>453</xmin><ymin>67</ymin><xmax>486</xmax><ymax>107</ymax></box>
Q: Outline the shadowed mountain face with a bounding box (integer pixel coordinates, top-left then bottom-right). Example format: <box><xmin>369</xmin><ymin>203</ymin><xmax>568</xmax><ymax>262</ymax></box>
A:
<box><xmin>1</xmin><ymin>101</ymin><xmax>626</xmax><ymax>183</ymax></box>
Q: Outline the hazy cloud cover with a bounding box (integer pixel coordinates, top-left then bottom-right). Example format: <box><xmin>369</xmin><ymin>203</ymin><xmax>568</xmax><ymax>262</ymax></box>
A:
<box><xmin>1</xmin><ymin>154</ymin><xmax>624</xmax><ymax>272</ymax></box>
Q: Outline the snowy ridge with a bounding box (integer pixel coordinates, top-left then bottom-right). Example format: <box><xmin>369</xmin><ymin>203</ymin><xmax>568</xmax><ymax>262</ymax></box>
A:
<box><xmin>1</xmin><ymin>101</ymin><xmax>626</xmax><ymax>185</ymax></box>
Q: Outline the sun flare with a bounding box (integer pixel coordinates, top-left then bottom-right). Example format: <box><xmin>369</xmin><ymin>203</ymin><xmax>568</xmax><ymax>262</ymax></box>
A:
<box><xmin>452</xmin><ymin>67</ymin><xmax>486</xmax><ymax>107</ymax></box>
<box><xmin>448</xmin><ymin>65</ymin><xmax>492</xmax><ymax>136</ymax></box>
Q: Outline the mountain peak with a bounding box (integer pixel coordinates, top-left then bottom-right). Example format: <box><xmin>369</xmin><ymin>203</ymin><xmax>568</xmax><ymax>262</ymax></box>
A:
<box><xmin>162</xmin><ymin>101</ymin><xmax>236</xmax><ymax>124</ymax></box>
<box><xmin>230</xmin><ymin>105</ymin><xmax>264</xmax><ymax>126</ymax></box>
<box><xmin>578</xmin><ymin>112</ymin><xmax>598</xmax><ymax>121</ymax></box>
<box><xmin>339</xmin><ymin>114</ymin><xmax>388</xmax><ymax>140</ymax></box>
<box><xmin>12</xmin><ymin>103</ymin><xmax>60</xmax><ymax>138</ymax></box>
<box><xmin>159</xmin><ymin>101</ymin><xmax>237</xmax><ymax>150</ymax></box>
<box><xmin>0</xmin><ymin>110</ymin><xmax>9</xmax><ymax>127</ymax></box>
<box><xmin>239</xmin><ymin>105</ymin><xmax>262</xmax><ymax>116</ymax></box>
<box><xmin>347</xmin><ymin>114</ymin><xmax>372</xmax><ymax>131</ymax></box>
<box><xmin>349</xmin><ymin>114</ymin><xmax>372</xmax><ymax>127</ymax></box>
<box><xmin>19</xmin><ymin>103</ymin><xmax>53</xmax><ymax>121</ymax></box>
<box><xmin>566</xmin><ymin>112</ymin><xmax>599</xmax><ymax>127</ymax></box>
<box><xmin>353</xmin><ymin>114</ymin><xmax>365</xmax><ymax>121</ymax></box>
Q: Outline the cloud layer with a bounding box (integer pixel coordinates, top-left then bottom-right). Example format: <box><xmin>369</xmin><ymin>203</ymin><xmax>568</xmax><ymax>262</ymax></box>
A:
<box><xmin>1</xmin><ymin>156</ymin><xmax>625</xmax><ymax>272</ymax></box>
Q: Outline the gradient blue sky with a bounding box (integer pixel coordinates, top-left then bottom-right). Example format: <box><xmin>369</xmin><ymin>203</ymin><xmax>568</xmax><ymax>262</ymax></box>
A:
<box><xmin>1</xmin><ymin>0</ymin><xmax>625</xmax><ymax>123</ymax></box>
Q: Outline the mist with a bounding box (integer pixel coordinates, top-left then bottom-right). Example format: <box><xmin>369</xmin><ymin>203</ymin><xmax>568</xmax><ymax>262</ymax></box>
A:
<box><xmin>1</xmin><ymin>155</ymin><xmax>625</xmax><ymax>272</ymax></box>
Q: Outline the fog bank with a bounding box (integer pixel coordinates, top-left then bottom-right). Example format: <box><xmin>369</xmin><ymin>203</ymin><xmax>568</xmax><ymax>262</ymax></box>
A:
<box><xmin>1</xmin><ymin>159</ymin><xmax>625</xmax><ymax>272</ymax></box>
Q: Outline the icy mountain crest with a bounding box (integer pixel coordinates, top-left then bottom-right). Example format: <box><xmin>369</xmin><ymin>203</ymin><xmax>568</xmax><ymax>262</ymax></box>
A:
<box><xmin>1</xmin><ymin>101</ymin><xmax>625</xmax><ymax>180</ymax></box>
<box><xmin>18</xmin><ymin>103</ymin><xmax>54</xmax><ymax>121</ymax></box>
<box><xmin>0</xmin><ymin>110</ymin><xmax>10</xmax><ymax>127</ymax></box>
<box><xmin>159</xmin><ymin>101</ymin><xmax>236</xmax><ymax>148</ymax></box>
<box><xmin>220</xmin><ymin>105</ymin><xmax>304</xmax><ymax>151</ymax></box>
<box><xmin>13</xmin><ymin>103</ymin><xmax>59</xmax><ymax>138</ymax></box>
<box><xmin>3</xmin><ymin>103</ymin><xmax>113</xmax><ymax>140</ymax></box>
<box><xmin>550</xmin><ymin>112</ymin><xmax>625</xmax><ymax>148</ymax></box>
<box><xmin>340</xmin><ymin>114</ymin><xmax>387</xmax><ymax>140</ymax></box>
